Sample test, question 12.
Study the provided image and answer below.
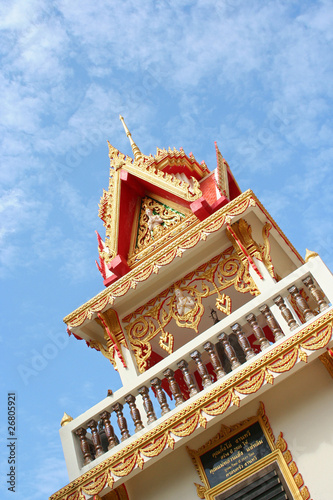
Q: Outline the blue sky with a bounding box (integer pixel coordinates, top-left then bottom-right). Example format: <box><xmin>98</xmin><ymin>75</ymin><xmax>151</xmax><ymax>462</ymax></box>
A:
<box><xmin>1</xmin><ymin>0</ymin><xmax>333</xmax><ymax>498</ymax></box>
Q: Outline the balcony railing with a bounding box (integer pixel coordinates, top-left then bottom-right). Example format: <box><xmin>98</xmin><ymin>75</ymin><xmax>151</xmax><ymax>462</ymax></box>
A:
<box><xmin>60</xmin><ymin>256</ymin><xmax>333</xmax><ymax>481</ymax></box>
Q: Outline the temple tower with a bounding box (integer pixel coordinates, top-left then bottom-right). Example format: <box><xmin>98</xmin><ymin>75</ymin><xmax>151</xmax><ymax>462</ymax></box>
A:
<box><xmin>50</xmin><ymin>118</ymin><xmax>333</xmax><ymax>500</ymax></box>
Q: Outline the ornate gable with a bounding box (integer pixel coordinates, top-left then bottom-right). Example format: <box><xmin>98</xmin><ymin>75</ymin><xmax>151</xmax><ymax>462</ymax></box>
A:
<box><xmin>128</xmin><ymin>195</ymin><xmax>190</xmax><ymax>266</ymax></box>
<box><xmin>95</xmin><ymin>117</ymin><xmax>238</xmax><ymax>287</ymax></box>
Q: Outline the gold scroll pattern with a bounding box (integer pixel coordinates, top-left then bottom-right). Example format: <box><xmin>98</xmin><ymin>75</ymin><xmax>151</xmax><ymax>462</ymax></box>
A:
<box><xmin>133</xmin><ymin>196</ymin><xmax>186</xmax><ymax>255</ymax></box>
<box><xmin>65</xmin><ymin>190</ymin><xmax>262</xmax><ymax>329</ymax></box>
<box><xmin>123</xmin><ymin>245</ymin><xmax>259</xmax><ymax>373</ymax></box>
<box><xmin>227</xmin><ymin>218</ymin><xmax>277</xmax><ymax>280</ymax></box>
<box><xmin>89</xmin><ymin>309</ymin><xmax>128</xmax><ymax>369</ymax></box>
<box><xmin>49</xmin><ymin>312</ymin><xmax>332</xmax><ymax>500</ymax></box>
<box><xmin>275</xmin><ymin>433</ymin><xmax>310</xmax><ymax>499</ymax></box>
<box><xmin>98</xmin><ymin>144</ymin><xmax>129</xmax><ymax>263</ymax></box>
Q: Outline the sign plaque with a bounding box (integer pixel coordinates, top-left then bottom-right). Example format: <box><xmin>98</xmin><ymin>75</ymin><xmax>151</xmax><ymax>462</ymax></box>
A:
<box><xmin>188</xmin><ymin>404</ymin><xmax>308</xmax><ymax>500</ymax></box>
<box><xmin>199</xmin><ymin>421</ymin><xmax>271</xmax><ymax>488</ymax></box>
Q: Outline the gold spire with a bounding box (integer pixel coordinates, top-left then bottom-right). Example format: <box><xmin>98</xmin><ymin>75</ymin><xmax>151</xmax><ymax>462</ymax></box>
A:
<box><xmin>60</xmin><ymin>412</ymin><xmax>73</xmax><ymax>427</ymax></box>
<box><xmin>119</xmin><ymin>115</ymin><xmax>143</xmax><ymax>160</ymax></box>
<box><xmin>305</xmin><ymin>249</ymin><xmax>319</xmax><ymax>262</ymax></box>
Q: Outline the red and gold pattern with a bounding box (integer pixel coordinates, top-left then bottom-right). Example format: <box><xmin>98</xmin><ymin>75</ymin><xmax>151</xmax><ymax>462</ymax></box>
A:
<box><xmin>123</xmin><ymin>245</ymin><xmax>258</xmax><ymax>372</ymax></box>
<box><xmin>50</xmin><ymin>310</ymin><xmax>332</xmax><ymax>500</ymax></box>
<box><xmin>99</xmin><ymin>142</ymin><xmax>203</xmax><ymax>264</ymax></box>
<box><xmin>235</xmin><ymin>371</ymin><xmax>265</xmax><ymax>395</ymax></box>
<box><xmin>65</xmin><ymin>191</ymin><xmax>258</xmax><ymax>329</ymax></box>
<box><xmin>275</xmin><ymin>433</ymin><xmax>310</xmax><ymax>500</ymax></box>
<box><xmin>65</xmin><ymin>190</ymin><xmax>304</xmax><ymax>331</ymax></box>
<box><xmin>67</xmin><ymin>491</ymin><xmax>85</xmax><ymax>500</ymax></box>
<box><xmin>130</xmin><ymin>196</ymin><xmax>187</xmax><ymax>257</ymax></box>
<box><xmin>82</xmin><ymin>471</ymin><xmax>114</xmax><ymax>495</ymax></box>
<box><xmin>204</xmin><ymin>393</ymin><xmax>232</xmax><ymax>416</ymax></box>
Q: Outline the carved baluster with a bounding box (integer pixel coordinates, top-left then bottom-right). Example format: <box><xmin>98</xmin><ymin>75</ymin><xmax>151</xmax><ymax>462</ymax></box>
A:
<box><xmin>112</xmin><ymin>403</ymin><xmax>130</xmax><ymax>442</ymax></box>
<box><xmin>138</xmin><ymin>386</ymin><xmax>157</xmax><ymax>424</ymax></box>
<box><xmin>288</xmin><ymin>285</ymin><xmax>315</xmax><ymax>322</ymax></box>
<box><xmin>274</xmin><ymin>295</ymin><xmax>298</xmax><ymax>331</ymax></box>
<box><xmin>190</xmin><ymin>350</ymin><xmax>212</xmax><ymax>388</ymax></box>
<box><xmin>100</xmin><ymin>411</ymin><xmax>117</xmax><ymax>449</ymax></box>
<box><xmin>303</xmin><ymin>276</ymin><xmax>329</xmax><ymax>312</ymax></box>
<box><xmin>203</xmin><ymin>341</ymin><xmax>226</xmax><ymax>379</ymax></box>
<box><xmin>98</xmin><ymin>420</ymin><xmax>108</xmax><ymax>453</ymax></box>
<box><xmin>231</xmin><ymin>323</ymin><xmax>255</xmax><ymax>361</ymax></box>
<box><xmin>259</xmin><ymin>304</ymin><xmax>284</xmax><ymax>341</ymax></box>
<box><xmin>87</xmin><ymin>419</ymin><xmax>104</xmax><ymax>458</ymax></box>
<box><xmin>125</xmin><ymin>394</ymin><xmax>144</xmax><ymax>432</ymax></box>
<box><xmin>217</xmin><ymin>332</ymin><xmax>241</xmax><ymax>370</ymax></box>
<box><xmin>151</xmin><ymin>377</ymin><xmax>170</xmax><ymax>415</ymax></box>
<box><xmin>177</xmin><ymin>360</ymin><xmax>198</xmax><ymax>397</ymax></box>
<box><xmin>75</xmin><ymin>427</ymin><xmax>93</xmax><ymax>465</ymax></box>
<box><xmin>246</xmin><ymin>313</ymin><xmax>271</xmax><ymax>350</ymax></box>
<box><xmin>163</xmin><ymin>368</ymin><xmax>185</xmax><ymax>406</ymax></box>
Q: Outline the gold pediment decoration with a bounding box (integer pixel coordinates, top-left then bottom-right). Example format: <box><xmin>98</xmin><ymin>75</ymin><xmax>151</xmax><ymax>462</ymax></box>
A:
<box><xmin>98</xmin><ymin>142</ymin><xmax>202</xmax><ymax>263</ymax></box>
<box><xmin>129</xmin><ymin>196</ymin><xmax>187</xmax><ymax>261</ymax></box>
<box><xmin>215</xmin><ymin>143</ymin><xmax>230</xmax><ymax>200</ymax></box>
<box><xmin>123</xmin><ymin>245</ymin><xmax>258</xmax><ymax>373</ymax></box>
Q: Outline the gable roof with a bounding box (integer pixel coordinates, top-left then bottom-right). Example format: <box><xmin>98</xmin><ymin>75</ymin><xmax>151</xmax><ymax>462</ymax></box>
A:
<box><xmin>95</xmin><ymin>118</ymin><xmax>241</xmax><ymax>287</ymax></box>
<box><xmin>98</xmin><ymin>142</ymin><xmax>205</xmax><ymax>263</ymax></box>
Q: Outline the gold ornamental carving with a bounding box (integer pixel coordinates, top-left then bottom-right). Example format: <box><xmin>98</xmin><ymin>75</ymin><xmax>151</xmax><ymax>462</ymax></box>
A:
<box><xmin>98</xmin><ymin>141</ymin><xmax>202</xmax><ymax>264</ymax></box>
<box><xmin>227</xmin><ymin>218</ymin><xmax>277</xmax><ymax>279</ymax></box>
<box><xmin>89</xmin><ymin>309</ymin><xmax>128</xmax><ymax>368</ymax></box>
<box><xmin>215</xmin><ymin>143</ymin><xmax>230</xmax><ymax>200</ymax></box>
<box><xmin>304</xmin><ymin>249</ymin><xmax>319</xmax><ymax>262</ymax></box>
<box><xmin>132</xmin><ymin>196</ymin><xmax>186</xmax><ymax>256</ymax></box>
<box><xmin>319</xmin><ymin>350</ymin><xmax>333</xmax><ymax>378</ymax></box>
<box><xmin>123</xmin><ymin>245</ymin><xmax>259</xmax><ymax>373</ymax></box>
<box><xmin>64</xmin><ymin>190</ymin><xmax>304</xmax><ymax>329</ymax></box>
<box><xmin>98</xmin><ymin>143</ymin><xmax>127</xmax><ymax>263</ymax></box>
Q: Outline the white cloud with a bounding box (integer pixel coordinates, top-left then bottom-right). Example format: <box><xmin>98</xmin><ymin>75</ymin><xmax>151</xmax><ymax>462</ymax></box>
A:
<box><xmin>0</xmin><ymin>186</ymin><xmax>46</xmax><ymax>241</ymax></box>
<box><xmin>24</xmin><ymin>456</ymin><xmax>69</xmax><ymax>499</ymax></box>
<box><xmin>0</xmin><ymin>0</ymin><xmax>332</xmax><ymax>281</ymax></box>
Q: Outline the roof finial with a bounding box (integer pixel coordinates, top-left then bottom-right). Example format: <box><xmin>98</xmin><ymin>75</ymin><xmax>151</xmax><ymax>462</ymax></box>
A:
<box><xmin>119</xmin><ymin>115</ymin><xmax>143</xmax><ymax>160</ymax></box>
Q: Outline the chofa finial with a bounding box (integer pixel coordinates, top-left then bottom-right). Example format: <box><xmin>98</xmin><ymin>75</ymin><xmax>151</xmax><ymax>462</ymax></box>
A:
<box><xmin>119</xmin><ymin>115</ymin><xmax>143</xmax><ymax>161</ymax></box>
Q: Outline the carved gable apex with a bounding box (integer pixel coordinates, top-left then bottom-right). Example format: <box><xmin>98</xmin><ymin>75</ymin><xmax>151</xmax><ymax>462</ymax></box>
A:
<box><xmin>97</xmin><ymin>142</ymin><xmax>204</xmax><ymax>286</ymax></box>
<box><xmin>95</xmin><ymin>121</ymin><xmax>240</xmax><ymax>287</ymax></box>
<box><xmin>128</xmin><ymin>195</ymin><xmax>191</xmax><ymax>266</ymax></box>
